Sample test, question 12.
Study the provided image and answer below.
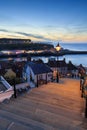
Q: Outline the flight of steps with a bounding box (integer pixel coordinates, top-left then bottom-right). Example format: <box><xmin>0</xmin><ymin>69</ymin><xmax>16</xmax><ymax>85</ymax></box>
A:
<box><xmin>0</xmin><ymin>96</ymin><xmax>55</xmax><ymax>130</ymax></box>
<box><xmin>0</xmin><ymin>79</ymin><xmax>86</xmax><ymax>130</ymax></box>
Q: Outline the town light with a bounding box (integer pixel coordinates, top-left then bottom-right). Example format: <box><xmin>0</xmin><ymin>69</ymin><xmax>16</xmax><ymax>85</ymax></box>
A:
<box><xmin>56</xmin><ymin>43</ymin><xmax>61</xmax><ymax>51</ymax></box>
<box><xmin>55</xmin><ymin>42</ymin><xmax>60</xmax><ymax>83</ymax></box>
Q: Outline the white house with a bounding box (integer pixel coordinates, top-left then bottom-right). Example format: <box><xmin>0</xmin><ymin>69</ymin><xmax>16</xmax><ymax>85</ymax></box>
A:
<box><xmin>0</xmin><ymin>76</ymin><xmax>14</xmax><ymax>102</ymax></box>
<box><xmin>22</xmin><ymin>62</ymin><xmax>53</xmax><ymax>88</ymax></box>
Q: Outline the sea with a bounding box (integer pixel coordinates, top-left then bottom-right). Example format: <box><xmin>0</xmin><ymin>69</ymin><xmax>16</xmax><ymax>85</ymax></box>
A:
<box><xmin>0</xmin><ymin>43</ymin><xmax>87</xmax><ymax>67</ymax></box>
<box><xmin>57</xmin><ymin>43</ymin><xmax>87</xmax><ymax>67</ymax></box>
<box><xmin>33</xmin><ymin>43</ymin><xmax>87</xmax><ymax>67</ymax></box>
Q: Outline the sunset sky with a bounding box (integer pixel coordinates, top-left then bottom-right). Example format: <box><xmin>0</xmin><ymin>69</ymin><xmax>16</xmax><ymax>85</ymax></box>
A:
<box><xmin>0</xmin><ymin>0</ymin><xmax>87</xmax><ymax>43</ymax></box>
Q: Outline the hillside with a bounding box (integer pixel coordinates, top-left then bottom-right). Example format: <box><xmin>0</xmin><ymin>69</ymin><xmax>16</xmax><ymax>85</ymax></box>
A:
<box><xmin>0</xmin><ymin>43</ymin><xmax>54</xmax><ymax>51</ymax></box>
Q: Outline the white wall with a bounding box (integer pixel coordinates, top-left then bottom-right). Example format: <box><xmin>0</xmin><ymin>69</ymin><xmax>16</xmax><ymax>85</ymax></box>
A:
<box><xmin>24</xmin><ymin>66</ymin><xmax>35</xmax><ymax>83</ymax></box>
<box><xmin>34</xmin><ymin>72</ymin><xmax>53</xmax><ymax>84</ymax></box>
<box><xmin>23</xmin><ymin>65</ymin><xmax>53</xmax><ymax>87</ymax></box>
<box><xmin>72</xmin><ymin>69</ymin><xmax>79</xmax><ymax>78</ymax></box>
<box><xmin>0</xmin><ymin>90</ymin><xmax>14</xmax><ymax>102</ymax></box>
<box><xmin>51</xmin><ymin>67</ymin><xmax>68</xmax><ymax>76</ymax></box>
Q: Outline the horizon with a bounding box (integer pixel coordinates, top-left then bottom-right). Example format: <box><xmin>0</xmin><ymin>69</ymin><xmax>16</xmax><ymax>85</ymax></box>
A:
<box><xmin>0</xmin><ymin>0</ymin><xmax>87</xmax><ymax>44</ymax></box>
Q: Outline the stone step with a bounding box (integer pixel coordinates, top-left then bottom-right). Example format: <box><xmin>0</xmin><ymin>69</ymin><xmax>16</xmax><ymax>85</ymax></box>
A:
<box><xmin>0</xmin><ymin>117</ymin><xmax>11</xmax><ymax>130</ymax></box>
<box><xmin>0</xmin><ymin>117</ymin><xmax>32</xmax><ymax>130</ymax></box>
<box><xmin>0</xmin><ymin>109</ymin><xmax>54</xmax><ymax>130</ymax></box>
<box><xmin>18</xmin><ymin>95</ymin><xmax>83</xmax><ymax>117</ymax></box>
<box><xmin>22</xmin><ymin>93</ymin><xmax>83</xmax><ymax>113</ymax></box>
<box><xmin>0</xmin><ymin>79</ymin><xmax>85</xmax><ymax>130</ymax></box>
<box><xmin>1</xmin><ymin>97</ymin><xmax>83</xmax><ymax>122</ymax></box>
<box><xmin>30</xmin><ymin>86</ymin><xmax>82</xmax><ymax>102</ymax></box>
<box><xmin>0</xmin><ymin>100</ymin><xmax>84</xmax><ymax>130</ymax></box>
<box><xmin>0</xmin><ymin>106</ymin><xmax>83</xmax><ymax>130</ymax></box>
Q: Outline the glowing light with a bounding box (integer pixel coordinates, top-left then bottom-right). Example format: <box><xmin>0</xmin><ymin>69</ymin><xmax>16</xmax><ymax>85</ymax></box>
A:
<box><xmin>55</xmin><ymin>43</ymin><xmax>61</xmax><ymax>51</ymax></box>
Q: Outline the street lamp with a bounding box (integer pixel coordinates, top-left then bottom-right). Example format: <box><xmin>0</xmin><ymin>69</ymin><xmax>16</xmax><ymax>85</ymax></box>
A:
<box><xmin>56</xmin><ymin>43</ymin><xmax>61</xmax><ymax>51</ymax></box>
<box><xmin>13</xmin><ymin>78</ymin><xmax>17</xmax><ymax>98</ymax></box>
<box><xmin>55</xmin><ymin>43</ymin><xmax>61</xmax><ymax>83</ymax></box>
<box><xmin>80</xmin><ymin>77</ymin><xmax>84</xmax><ymax>97</ymax></box>
<box><xmin>56</xmin><ymin>58</ymin><xmax>59</xmax><ymax>83</ymax></box>
<box><xmin>37</xmin><ymin>75</ymin><xmax>38</xmax><ymax>87</ymax></box>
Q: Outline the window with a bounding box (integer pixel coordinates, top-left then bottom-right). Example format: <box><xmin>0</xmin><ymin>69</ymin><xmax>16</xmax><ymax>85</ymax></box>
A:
<box><xmin>48</xmin><ymin>74</ymin><xmax>52</xmax><ymax>77</ymax></box>
<box><xmin>39</xmin><ymin>74</ymin><xmax>43</xmax><ymax>79</ymax></box>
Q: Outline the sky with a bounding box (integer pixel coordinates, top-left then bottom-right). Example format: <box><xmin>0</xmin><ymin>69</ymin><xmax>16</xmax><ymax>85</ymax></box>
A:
<box><xmin>0</xmin><ymin>0</ymin><xmax>87</xmax><ymax>43</ymax></box>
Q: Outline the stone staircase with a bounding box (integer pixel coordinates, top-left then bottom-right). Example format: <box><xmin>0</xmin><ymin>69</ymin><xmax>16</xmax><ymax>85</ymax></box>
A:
<box><xmin>0</xmin><ymin>97</ymin><xmax>54</xmax><ymax>130</ymax></box>
<box><xmin>0</xmin><ymin>79</ymin><xmax>87</xmax><ymax>130</ymax></box>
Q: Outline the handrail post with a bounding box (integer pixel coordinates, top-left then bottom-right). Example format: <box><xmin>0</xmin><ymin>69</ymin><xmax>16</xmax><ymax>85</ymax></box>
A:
<box><xmin>13</xmin><ymin>79</ymin><xmax>17</xmax><ymax>98</ymax></box>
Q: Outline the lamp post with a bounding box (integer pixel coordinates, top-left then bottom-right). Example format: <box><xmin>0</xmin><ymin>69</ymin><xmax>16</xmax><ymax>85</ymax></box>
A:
<box><xmin>37</xmin><ymin>75</ymin><xmax>38</xmax><ymax>87</ymax></box>
<box><xmin>80</xmin><ymin>76</ymin><xmax>84</xmax><ymax>98</ymax></box>
<box><xmin>55</xmin><ymin>43</ymin><xmax>61</xmax><ymax>83</ymax></box>
<box><xmin>56</xmin><ymin>57</ymin><xmax>59</xmax><ymax>83</ymax></box>
<box><xmin>13</xmin><ymin>78</ymin><xmax>17</xmax><ymax>98</ymax></box>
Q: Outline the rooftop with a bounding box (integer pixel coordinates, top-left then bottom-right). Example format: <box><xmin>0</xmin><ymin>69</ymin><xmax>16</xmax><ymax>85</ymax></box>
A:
<box><xmin>47</xmin><ymin>59</ymin><xmax>67</xmax><ymax>67</ymax></box>
<box><xmin>25</xmin><ymin>62</ymin><xmax>53</xmax><ymax>74</ymax></box>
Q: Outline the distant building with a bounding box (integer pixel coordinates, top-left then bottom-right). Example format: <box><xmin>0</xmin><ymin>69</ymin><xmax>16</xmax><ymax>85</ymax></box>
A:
<box><xmin>67</xmin><ymin>61</ymin><xmax>78</xmax><ymax>78</ymax></box>
<box><xmin>22</xmin><ymin>62</ymin><xmax>53</xmax><ymax>88</ymax></box>
<box><xmin>0</xmin><ymin>61</ymin><xmax>13</xmax><ymax>76</ymax></box>
<box><xmin>12</xmin><ymin>61</ymin><xmax>25</xmax><ymax>78</ymax></box>
<box><xmin>0</xmin><ymin>38</ymin><xmax>31</xmax><ymax>44</ymax></box>
<box><xmin>78</xmin><ymin>64</ymin><xmax>86</xmax><ymax>77</ymax></box>
<box><xmin>47</xmin><ymin>58</ymin><xmax>67</xmax><ymax>78</ymax></box>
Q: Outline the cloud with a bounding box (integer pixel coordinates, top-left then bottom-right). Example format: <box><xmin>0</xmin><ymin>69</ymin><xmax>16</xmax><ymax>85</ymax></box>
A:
<box><xmin>16</xmin><ymin>32</ymin><xmax>44</xmax><ymax>39</ymax></box>
<box><xmin>1</xmin><ymin>25</ymin><xmax>87</xmax><ymax>43</ymax></box>
<box><xmin>15</xmin><ymin>31</ymin><xmax>51</xmax><ymax>41</ymax></box>
<box><xmin>66</xmin><ymin>24</ymin><xmax>87</xmax><ymax>34</ymax></box>
<box><xmin>0</xmin><ymin>28</ymin><xmax>51</xmax><ymax>41</ymax></box>
<box><xmin>0</xmin><ymin>29</ymin><xmax>9</xmax><ymax>32</ymax></box>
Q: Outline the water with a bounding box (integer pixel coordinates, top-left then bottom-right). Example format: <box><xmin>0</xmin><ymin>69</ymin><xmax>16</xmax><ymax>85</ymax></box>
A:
<box><xmin>0</xmin><ymin>43</ymin><xmax>87</xmax><ymax>67</ymax></box>
<box><xmin>57</xmin><ymin>43</ymin><xmax>87</xmax><ymax>51</ymax></box>
<box><xmin>32</xmin><ymin>54</ymin><xmax>87</xmax><ymax>67</ymax></box>
<box><xmin>59</xmin><ymin>43</ymin><xmax>87</xmax><ymax>67</ymax></box>
<box><xmin>59</xmin><ymin>54</ymin><xmax>87</xmax><ymax>67</ymax></box>
<box><xmin>32</xmin><ymin>43</ymin><xmax>87</xmax><ymax>67</ymax></box>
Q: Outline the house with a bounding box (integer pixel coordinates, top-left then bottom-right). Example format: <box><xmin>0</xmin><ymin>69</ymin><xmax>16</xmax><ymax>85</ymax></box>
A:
<box><xmin>0</xmin><ymin>76</ymin><xmax>14</xmax><ymax>102</ymax></box>
<box><xmin>78</xmin><ymin>64</ymin><xmax>86</xmax><ymax>77</ymax></box>
<box><xmin>0</xmin><ymin>61</ymin><xmax>13</xmax><ymax>76</ymax></box>
<box><xmin>67</xmin><ymin>61</ymin><xmax>78</xmax><ymax>78</ymax></box>
<box><xmin>47</xmin><ymin>58</ymin><xmax>68</xmax><ymax>78</ymax></box>
<box><xmin>22</xmin><ymin>62</ymin><xmax>53</xmax><ymax>88</ymax></box>
<box><xmin>12</xmin><ymin>61</ymin><xmax>26</xmax><ymax>78</ymax></box>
